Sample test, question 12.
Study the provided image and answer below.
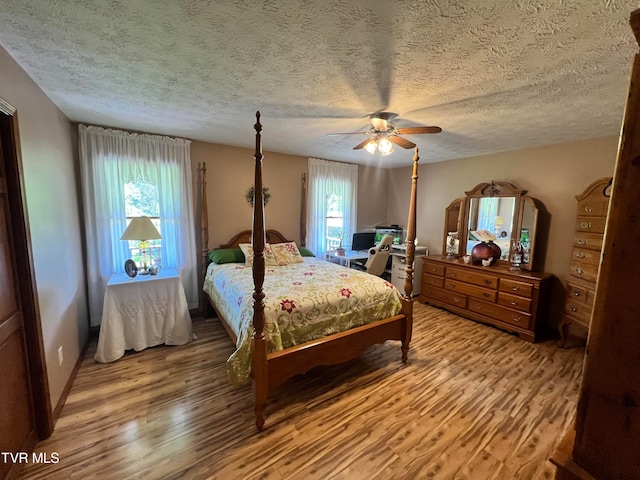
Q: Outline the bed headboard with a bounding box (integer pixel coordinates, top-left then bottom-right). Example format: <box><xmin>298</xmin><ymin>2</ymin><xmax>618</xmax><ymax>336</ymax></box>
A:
<box><xmin>218</xmin><ymin>229</ymin><xmax>292</xmax><ymax>249</ymax></box>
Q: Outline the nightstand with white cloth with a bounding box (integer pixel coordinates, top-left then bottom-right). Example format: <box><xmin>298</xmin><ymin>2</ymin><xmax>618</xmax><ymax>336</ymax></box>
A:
<box><xmin>95</xmin><ymin>268</ymin><xmax>193</xmax><ymax>363</ymax></box>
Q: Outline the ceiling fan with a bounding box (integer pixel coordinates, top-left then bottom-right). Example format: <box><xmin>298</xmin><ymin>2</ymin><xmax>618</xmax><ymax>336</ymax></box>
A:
<box><xmin>327</xmin><ymin>112</ymin><xmax>442</xmax><ymax>155</ymax></box>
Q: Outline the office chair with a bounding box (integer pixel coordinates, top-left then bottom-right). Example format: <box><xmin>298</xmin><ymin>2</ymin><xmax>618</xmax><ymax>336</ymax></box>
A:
<box><xmin>352</xmin><ymin>234</ymin><xmax>394</xmax><ymax>277</ymax></box>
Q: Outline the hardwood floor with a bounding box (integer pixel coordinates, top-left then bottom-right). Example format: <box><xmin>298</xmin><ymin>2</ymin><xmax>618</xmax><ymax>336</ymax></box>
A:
<box><xmin>17</xmin><ymin>303</ymin><xmax>584</xmax><ymax>480</ymax></box>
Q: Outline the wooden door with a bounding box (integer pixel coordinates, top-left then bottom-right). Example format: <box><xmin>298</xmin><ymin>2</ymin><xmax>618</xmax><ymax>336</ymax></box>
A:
<box><xmin>0</xmin><ymin>112</ymin><xmax>38</xmax><ymax>479</ymax></box>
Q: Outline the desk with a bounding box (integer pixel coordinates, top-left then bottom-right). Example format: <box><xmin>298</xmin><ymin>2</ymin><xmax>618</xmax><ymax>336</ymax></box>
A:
<box><xmin>95</xmin><ymin>268</ymin><xmax>193</xmax><ymax>363</ymax></box>
<box><xmin>390</xmin><ymin>245</ymin><xmax>428</xmax><ymax>295</ymax></box>
<box><xmin>326</xmin><ymin>250</ymin><xmax>369</xmax><ymax>268</ymax></box>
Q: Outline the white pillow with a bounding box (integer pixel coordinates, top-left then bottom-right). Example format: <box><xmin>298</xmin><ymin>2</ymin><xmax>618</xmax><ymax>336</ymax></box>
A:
<box><xmin>271</xmin><ymin>242</ymin><xmax>304</xmax><ymax>265</ymax></box>
<box><xmin>238</xmin><ymin>243</ymin><xmax>278</xmax><ymax>266</ymax></box>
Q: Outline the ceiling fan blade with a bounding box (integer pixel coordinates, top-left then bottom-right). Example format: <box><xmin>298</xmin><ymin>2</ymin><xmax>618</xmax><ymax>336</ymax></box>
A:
<box><xmin>388</xmin><ymin>135</ymin><xmax>416</xmax><ymax>149</ymax></box>
<box><xmin>353</xmin><ymin>137</ymin><xmax>377</xmax><ymax>150</ymax></box>
<box><xmin>395</xmin><ymin>126</ymin><xmax>442</xmax><ymax>135</ymax></box>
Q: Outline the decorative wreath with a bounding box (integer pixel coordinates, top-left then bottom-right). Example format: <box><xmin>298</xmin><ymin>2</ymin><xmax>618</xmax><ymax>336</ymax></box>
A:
<box><xmin>245</xmin><ymin>185</ymin><xmax>271</xmax><ymax>207</ymax></box>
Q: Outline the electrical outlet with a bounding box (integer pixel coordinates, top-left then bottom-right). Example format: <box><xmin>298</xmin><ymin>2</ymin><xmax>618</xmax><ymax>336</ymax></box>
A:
<box><xmin>57</xmin><ymin>346</ymin><xmax>63</xmax><ymax>366</ymax></box>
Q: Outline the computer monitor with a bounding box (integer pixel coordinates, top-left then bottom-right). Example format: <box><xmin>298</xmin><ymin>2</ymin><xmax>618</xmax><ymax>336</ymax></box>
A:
<box><xmin>351</xmin><ymin>232</ymin><xmax>375</xmax><ymax>251</ymax></box>
<box><xmin>375</xmin><ymin>226</ymin><xmax>403</xmax><ymax>245</ymax></box>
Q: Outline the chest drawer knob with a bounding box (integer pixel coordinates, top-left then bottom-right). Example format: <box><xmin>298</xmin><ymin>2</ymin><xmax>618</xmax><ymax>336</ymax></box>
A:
<box><xmin>513</xmin><ymin>316</ymin><xmax>522</xmax><ymax>322</ymax></box>
<box><xmin>576</xmin><ymin>252</ymin><xmax>586</xmax><ymax>259</ymax></box>
<box><xmin>584</xmin><ymin>206</ymin><xmax>593</xmax><ymax>213</ymax></box>
<box><xmin>483</xmin><ymin>292</ymin><xmax>490</xmax><ymax>298</ymax></box>
<box><xmin>570</xmin><ymin>305</ymin><xmax>578</xmax><ymax>312</ymax></box>
<box><xmin>571</xmin><ymin>291</ymin><xmax>582</xmax><ymax>297</ymax></box>
<box><xmin>511</xmin><ymin>286</ymin><xmax>520</xmax><ymax>291</ymax></box>
<box><xmin>511</xmin><ymin>301</ymin><xmax>517</xmax><ymax>306</ymax></box>
<box><xmin>577</xmin><ymin>239</ymin><xmax>588</xmax><ymax>246</ymax></box>
<box><xmin>483</xmin><ymin>279</ymin><xmax>492</xmax><ymax>285</ymax></box>
<box><xmin>573</xmin><ymin>267</ymin><xmax>584</xmax><ymax>275</ymax></box>
<box><xmin>580</xmin><ymin>222</ymin><xmax>592</xmax><ymax>229</ymax></box>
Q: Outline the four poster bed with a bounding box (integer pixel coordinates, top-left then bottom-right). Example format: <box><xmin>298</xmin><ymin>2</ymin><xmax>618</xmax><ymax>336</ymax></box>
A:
<box><xmin>199</xmin><ymin>112</ymin><xmax>420</xmax><ymax>430</ymax></box>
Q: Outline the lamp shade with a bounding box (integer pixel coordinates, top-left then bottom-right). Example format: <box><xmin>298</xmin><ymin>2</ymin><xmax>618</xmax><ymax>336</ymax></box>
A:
<box><xmin>120</xmin><ymin>217</ymin><xmax>162</xmax><ymax>240</ymax></box>
<box><xmin>493</xmin><ymin>215</ymin><xmax>505</xmax><ymax>226</ymax></box>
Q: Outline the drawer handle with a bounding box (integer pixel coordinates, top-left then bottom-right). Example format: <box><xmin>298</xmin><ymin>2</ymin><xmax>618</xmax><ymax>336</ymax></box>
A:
<box><xmin>511</xmin><ymin>286</ymin><xmax>520</xmax><ymax>291</ymax></box>
<box><xmin>576</xmin><ymin>252</ymin><xmax>586</xmax><ymax>259</ymax></box>
<box><xmin>430</xmin><ymin>267</ymin><xmax>437</xmax><ymax>272</ymax></box>
<box><xmin>573</xmin><ymin>267</ymin><xmax>583</xmax><ymax>275</ymax></box>
<box><xmin>450</xmin><ymin>272</ymin><xmax>457</xmax><ymax>277</ymax></box>
<box><xmin>512</xmin><ymin>316</ymin><xmax>522</xmax><ymax>322</ymax></box>
<box><xmin>570</xmin><ymin>306</ymin><xmax>578</xmax><ymax>312</ymax></box>
<box><xmin>577</xmin><ymin>239</ymin><xmax>588</xmax><ymax>246</ymax></box>
<box><xmin>483</xmin><ymin>292</ymin><xmax>490</xmax><ymax>298</ymax></box>
<box><xmin>453</xmin><ymin>298</ymin><xmax>461</xmax><ymax>304</ymax></box>
<box><xmin>580</xmin><ymin>222</ymin><xmax>592</xmax><ymax>229</ymax></box>
<box><xmin>571</xmin><ymin>291</ymin><xmax>582</xmax><ymax>297</ymax></box>
<box><xmin>584</xmin><ymin>206</ymin><xmax>593</xmax><ymax>213</ymax></box>
<box><xmin>510</xmin><ymin>301</ymin><xmax>517</xmax><ymax>306</ymax></box>
<box><xmin>483</xmin><ymin>279</ymin><xmax>492</xmax><ymax>285</ymax></box>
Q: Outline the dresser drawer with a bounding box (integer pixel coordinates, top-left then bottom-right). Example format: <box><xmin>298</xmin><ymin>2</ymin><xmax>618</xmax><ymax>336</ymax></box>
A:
<box><xmin>444</xmin><ymin>279</ymin><xmax>496</xmax><ymax>302</ymax></box>
<box><xmin>575</xmin><ymin>216</ymin><xmax>607</xmax><ymax>234</ymax></box>
<box><xmin>566</xmin><ymin>282</ymin><xmax>595</xmax><ymax>306</ymax></box>
<box><xmin>563</xmin><ymin>302</ymin><xmax>592</xmax><ymax>327</ymax></box>
<box><xmin>569</xmin><ymin>260</ymin><xmax>600</xmax><ymax>283</ymax></box>
<box><xmin>498</xmin><ymin>278</ymin><xmax>533</xmax><ymax>298</ymax></box>
<box><xmin>422</xmin><ymin>285</ymin><xmax>467</xmax><ymax>309</ymax></box>
<box><xmin>422</xmin><ymin>273</ymin><xmax>444</xmax><ymax>289</ymax></box>
<box><xmin>468</xmin><ymin>298</ymin><xmax>532</xmax><ymax>330</ymax></box>
<box><xmin>573</xmin><ymin>232</ymin><xmax>604</xmax><ymax>251</ymax></box>
<box><xmin>576</xmin><ymin>199</ymin><xmax>609</xmax><ymax>217</ymax></box>
<box><xmin>498</xmin><ymin>292</ymin><xmax>532</xmax><ymax>313</ymax></box>
<box><xmin>423</xmin><ymin>261</ymin><xmax>445</xmax><ymax>277</ymax></box>
<box><xmin>445</xmin><ymin>266</ymin><xmax>498</xmax><ymax>289</ymax></box>
<box><xmin>570</xmin><ymin>247</ymin><xmax>601</xmax><ymax>267</ymax></box>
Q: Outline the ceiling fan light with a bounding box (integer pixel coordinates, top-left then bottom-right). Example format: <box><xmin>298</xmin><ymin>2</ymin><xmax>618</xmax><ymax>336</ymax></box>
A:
<box><xmin>378</xmin><ymin>138</ymin><xmax>394</xmax><ymax>155</ymax></box>
<box><xmin>364</xmin><ymin>140</ymin><xmax>378</xmax><ymax>154</ymax></box>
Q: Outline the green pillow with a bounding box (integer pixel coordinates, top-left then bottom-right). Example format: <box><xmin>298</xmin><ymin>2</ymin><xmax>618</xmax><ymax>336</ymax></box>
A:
<box><xmin>298</xmin><ymin>246</ymin><xmax>315</xmax><ymax>257</ymax></box>
<box><xmin>208</xmin><ymin>248</ymin><xmax>245</xmax><ymax>264</ymax></box>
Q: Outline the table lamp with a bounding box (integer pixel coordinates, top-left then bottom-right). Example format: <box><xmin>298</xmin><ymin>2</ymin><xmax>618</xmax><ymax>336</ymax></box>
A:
<box><xmin>493</xmin><ymin>215</ymin><xmax>505</xmax><ymax>237</ymax></box>
<box><xmin>120</xmin><ymin>217</ymin><xmax>162</xmax><ymax>274</ymax></box>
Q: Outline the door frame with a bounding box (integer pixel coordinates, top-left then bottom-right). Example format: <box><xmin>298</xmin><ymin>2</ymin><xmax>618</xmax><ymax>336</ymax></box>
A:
<box><xmin>0</xmin><ymin>97</ymin><xmax>53</xmax><ymax>439</ymax></box>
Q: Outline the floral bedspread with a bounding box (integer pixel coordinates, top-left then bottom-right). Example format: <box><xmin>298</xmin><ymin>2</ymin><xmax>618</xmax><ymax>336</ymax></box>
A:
<box><xmin>203</xmin><ymin>258</ymin><xmax>403</xmax><ymax>385</ymax></box>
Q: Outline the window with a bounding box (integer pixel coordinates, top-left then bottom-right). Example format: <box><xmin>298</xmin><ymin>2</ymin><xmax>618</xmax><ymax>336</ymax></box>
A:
<box><xmin>326</xmin><ymin>193</ymin><xmax>344</xmax><ymax>250</ymax></box>
<box><xmin>307</xmin><ymin>158</ymin><xmax>358</xmax><ymax>257</ymax></box>
<box><xmin>79</xmin><ymin>124</ymin><xmax>198</xmax><ymax>326</ymax></box>
<box><xmin>124</xmin><ymin>180</ymin><xmax>162</xmax><ymax>267</ymax></box>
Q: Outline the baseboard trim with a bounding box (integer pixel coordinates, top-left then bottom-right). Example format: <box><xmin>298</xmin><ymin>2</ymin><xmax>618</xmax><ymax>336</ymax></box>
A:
<box><xmin>52</xmin><ymin>335</ymin><xmax>91</xmax><ymax>423</ymax></box>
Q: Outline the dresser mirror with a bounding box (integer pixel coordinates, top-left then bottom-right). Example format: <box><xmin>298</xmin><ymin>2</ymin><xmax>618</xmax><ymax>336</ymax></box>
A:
<box><xmin>443</xmin><ymin>181</ymin><xmax>539</xmax><ymax>271</ymax></box>
<box><xmin>442</xmin><ymin>198</ymin><xmax>464</xmax><ymax>256</ymax></box>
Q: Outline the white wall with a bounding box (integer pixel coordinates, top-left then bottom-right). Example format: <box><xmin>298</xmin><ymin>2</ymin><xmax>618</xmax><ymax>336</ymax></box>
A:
<box><xmin>0</xmin><ymin>45</ymin><xmax>89</xmax><ymax>409</ymax></box>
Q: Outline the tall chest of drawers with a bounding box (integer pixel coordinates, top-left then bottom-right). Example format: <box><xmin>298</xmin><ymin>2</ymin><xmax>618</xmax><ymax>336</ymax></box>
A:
<box><xmin>559</xmin><ymin>177</ymin><xmax>612</xmax><ymax>346</ymax></box>
<box><xmin>418</xmin><ymin>255</ymin><xmax>552</xmax><ymax>342</ymax></box>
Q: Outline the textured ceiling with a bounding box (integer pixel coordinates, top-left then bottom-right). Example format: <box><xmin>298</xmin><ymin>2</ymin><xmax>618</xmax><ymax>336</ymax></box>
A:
<box><xmin>0</xmin><ymin>1</ymin><xmax>637</xmax><ymax>167</ymax></box>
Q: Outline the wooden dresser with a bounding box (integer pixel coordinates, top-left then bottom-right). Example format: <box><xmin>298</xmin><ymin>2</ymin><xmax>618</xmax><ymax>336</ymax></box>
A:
<box><xmin>558</xmin><ymin>177</ymin><xmax>612</xmax><ymax>346</ymax></box>
<box><xmin>419</xmin><ymin>255</ymin><xmax>553</xmax><ymax>342</ymax></box>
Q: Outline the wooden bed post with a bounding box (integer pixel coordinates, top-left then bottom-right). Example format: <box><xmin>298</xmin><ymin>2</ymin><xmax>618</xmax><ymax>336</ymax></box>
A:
<box><xmin>199</xmin><ymin>162</ymin><xmax>209</xmax><ymax>315</ymax></box>
<box><xmin>568</xmin><ymin>9</ymin><xmax>640</xmax><ymax>478</ymax></box>
<box><xmin>401</xmin><ymin>148</ymin><xmax>419</xmax><ymax>363</ymax></box>
<box><xmin>300</xmin><ymin>173</ymin><xmax>307</xmax><ymax>247</ymax></box>
<box><xmin>251</xmin><ymin>112</ymin><xmax>268</xmax><ymax>431</ymax></box>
